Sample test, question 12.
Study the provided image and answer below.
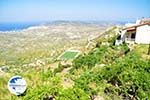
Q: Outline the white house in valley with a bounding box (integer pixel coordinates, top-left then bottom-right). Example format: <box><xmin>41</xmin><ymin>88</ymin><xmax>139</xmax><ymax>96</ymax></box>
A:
<box><xmin>116</xmin><ymin>18</ymin><xmax>150</xmax><ymax>45</ymax></box>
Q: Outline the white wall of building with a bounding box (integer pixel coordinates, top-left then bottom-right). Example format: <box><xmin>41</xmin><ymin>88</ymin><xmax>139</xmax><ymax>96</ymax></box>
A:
<box><xmin>135</xmin><ymin>25</ymin><xmax>150</xmax><ymax>44</ymax></box>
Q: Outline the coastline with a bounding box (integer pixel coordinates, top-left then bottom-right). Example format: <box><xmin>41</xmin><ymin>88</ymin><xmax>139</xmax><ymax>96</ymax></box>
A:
<box><xmin>0</xmin><ymin>20</ymin><xmax>126</xmax><ymax>33</ymax></box>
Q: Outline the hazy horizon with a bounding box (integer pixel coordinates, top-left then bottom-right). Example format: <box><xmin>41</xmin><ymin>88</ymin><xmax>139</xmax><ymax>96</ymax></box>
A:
<box><xmin>0</xmin><ymin>0</ymin><xmax>150</xmax><ymax>23</ymax></box>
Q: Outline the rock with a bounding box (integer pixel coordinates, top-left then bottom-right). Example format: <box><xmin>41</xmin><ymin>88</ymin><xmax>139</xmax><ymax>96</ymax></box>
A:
<box><xmin>94</xmin><ymin>96</ymin><xmax>104</xmax><ymax>100</ymax></box>
<box><xmin>99</xmin><ymin>64</ymin><xmax>105</xmax><ymax>67</ymax></box>
<box><xmin>101</xmin><ymin>42</ymin><xmax>110</xmax><ymax>46</ymax></box>
<box><xmin>28</xmin><ymin>63</ymin><xmax>37</xmax><ymax>67</ymax></box>
<box><xmin>43</xmin><ymin>95</ymin><xmax>54</xmax><ymax>100</ymax></box>
<box><xmin>95</xmin><ymin>64</ymin><xmax>105</xmax><ymax>68</ymax></box>
<box><xmin>62</xmin><ymin>67</ymin><xmax>72</xmax><ymax>74</ymax></box>
<box><xmin>0</xmin><ymin>66</ymin><xmax>9</xmax><ymax>72</ymax></box>
<box><xmin>36</xmin><ymin>60</ymin><xmax>45</xmax><ymax>66</ymax></box>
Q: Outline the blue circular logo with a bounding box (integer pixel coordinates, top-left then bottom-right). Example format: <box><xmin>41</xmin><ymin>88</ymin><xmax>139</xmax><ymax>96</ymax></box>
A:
<box><xmin>7</xmin><ymin>76</ymin><xmax>27</xmax><ymax>95</ymax></box>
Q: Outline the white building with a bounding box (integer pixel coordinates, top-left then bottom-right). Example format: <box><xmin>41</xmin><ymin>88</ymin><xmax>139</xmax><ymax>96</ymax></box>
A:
<box><xmin>116</xmin><ymin>18</ymin><xmax>150</xmax><ymax>45</ymax></box>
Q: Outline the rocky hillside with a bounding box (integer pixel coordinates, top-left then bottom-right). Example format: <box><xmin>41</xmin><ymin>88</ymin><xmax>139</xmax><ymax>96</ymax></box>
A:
<box><xmin>0</xmin><ymin>25</ymin><xmax>149</xmax><ymax>100</ymax></box>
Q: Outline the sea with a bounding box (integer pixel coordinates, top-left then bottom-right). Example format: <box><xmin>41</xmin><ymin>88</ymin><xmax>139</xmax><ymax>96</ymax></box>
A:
<box><xmin>0</xmin><ymin>21</ymin><xmax>127</xmax><ymax>32</ymax></box>
<box><xmin>0</xmin><ymin>22</ymin><xmax>42</xmax><ymax>32</ymax></box>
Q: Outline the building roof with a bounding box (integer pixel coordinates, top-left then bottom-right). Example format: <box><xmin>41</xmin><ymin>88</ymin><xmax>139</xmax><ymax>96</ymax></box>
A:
<box><xmin>122</xmin><ymin>22</ymin><xmax>150</xmax><ymax>31</ymax></box>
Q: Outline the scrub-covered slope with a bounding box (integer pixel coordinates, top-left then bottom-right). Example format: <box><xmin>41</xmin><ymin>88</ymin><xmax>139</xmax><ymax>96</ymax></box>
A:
<box><xmin>0</xmin><ymin>26</ymin><xmax>149</xmax><ymax>100</ymax></box>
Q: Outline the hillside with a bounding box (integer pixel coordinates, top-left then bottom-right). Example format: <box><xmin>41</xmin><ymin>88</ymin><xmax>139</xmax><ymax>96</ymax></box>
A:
<box><xmin>0</xmin><ymin>25</ymin><xmax>150</xmax><ymax>100</ymax></box>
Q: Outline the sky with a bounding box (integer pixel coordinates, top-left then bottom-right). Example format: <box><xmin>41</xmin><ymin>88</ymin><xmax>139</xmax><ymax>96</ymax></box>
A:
<box><xmin>0</xmin><ymin>0</ymin><xmax>150</xmax><ymax>23</ymax></box>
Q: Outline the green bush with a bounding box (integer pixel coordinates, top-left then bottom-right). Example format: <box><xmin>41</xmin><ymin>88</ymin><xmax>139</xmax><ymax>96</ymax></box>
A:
<box><xmin>101</xmin><ymin>52</ymin><xmax>150</xmax><ymax>99</ymax></box>
<box><xmin>57</xmin><ymin>88</ymin><xmax>89</xmax><ymax>100</ymax></box>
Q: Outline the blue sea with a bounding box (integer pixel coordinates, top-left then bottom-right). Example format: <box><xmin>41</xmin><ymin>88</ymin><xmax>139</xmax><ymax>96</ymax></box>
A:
<box><xmin>0</xmin><ymin>21</ymin><xmax>127</xmax><ymax>32</ymax></box>
<box><xmin>0</xmin><ymin>22</ymin><xmax>41</xmax><ymax>32</ymax></box>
